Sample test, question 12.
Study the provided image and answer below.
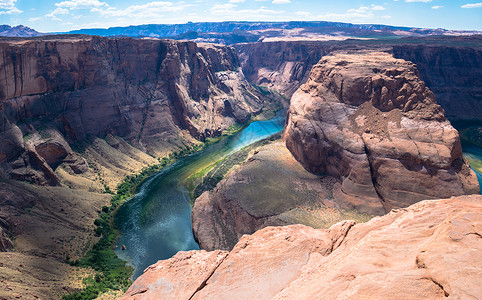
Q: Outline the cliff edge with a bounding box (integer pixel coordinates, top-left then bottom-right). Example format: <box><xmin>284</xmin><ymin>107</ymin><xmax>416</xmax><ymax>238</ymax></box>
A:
<box><xmin>124</xmin><ymin>194</ymin><xmax>482</xmax><ymax>299</ymax></box>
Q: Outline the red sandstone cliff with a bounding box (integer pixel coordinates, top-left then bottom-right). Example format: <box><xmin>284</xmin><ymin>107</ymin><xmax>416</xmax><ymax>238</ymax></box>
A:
<box><xmin>0</xmin><ymin>36</ymin><xmax>285</xmax><ymax>185</ymax></box>
<box><xmin>235</xmin><ymin>38</ymin><xmax>482</xmax><ymax>124</ymax></box>
<box><xmin>392</xmin><ymin>44</ymin><xmax>482</xmax><ymax>122</ymax></box>
<box><xmin>124</xmin><ymin>194</ymin><xmax>482</xmax><ymax>299</ymax></box>
<box><xmin>284</xmin><ymin>51</ymin><xmax>479</xmax><ymax>213</ymax></box>
<box><xmin>191</xmin><ymin>51</ymin><xmax>479</xmax><ymax>253</ymax></box>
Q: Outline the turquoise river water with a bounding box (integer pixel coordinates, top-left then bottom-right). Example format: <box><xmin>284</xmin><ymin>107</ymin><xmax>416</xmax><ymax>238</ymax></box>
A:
<box><xmin>114</xmin><ymin>113</ymin><xmax>286</xmax><ymax>279</ymax></box>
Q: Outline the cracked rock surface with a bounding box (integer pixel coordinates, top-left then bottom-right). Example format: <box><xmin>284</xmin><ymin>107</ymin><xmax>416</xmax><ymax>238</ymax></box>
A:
<box><xmin>284</xmin><ymin>51</ymin><xmax>479</xmax><ymax>214</ymax></box>
<box><xmin>122</xmin><ymin>195</ymin><xmax>482</xmax><ymax>299</ymax></box>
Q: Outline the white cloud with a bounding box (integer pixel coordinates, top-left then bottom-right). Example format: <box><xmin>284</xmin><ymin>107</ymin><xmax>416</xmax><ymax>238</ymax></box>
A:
<box><xmin>272</xmin><ymin>0</ymin><xmax>290</xmax><ymax>4</ymax></box>
<box><xmin>371</xmin><ymin>5</ymin><xmax>386</xmax><ymax>10</ymax></box>
<box><xmin>46</xmin><ymin>7</ymin><xmax>69</xmax><ymax>20</ymax></box>
<box><xmin>0</xmin><ymin>0</ymin><xmax>22</xmax><ymax>15</ymax></box>
<box><xmin>55</xmin><ymin>0</ymin><xmax>109</xmax><ymax>9</ymax></box>
<box><xmin>210</xmin><ymin>4</ymin><xmax>285</xmax><ymax>20</ymax></box>
<box><xmin>295</xmin><ymin>11</ymin><xmax>312</xmax><ymax>17</ymax></box>
<box><xmin>91</xmin><ymin>1</ymin><xmax>183</xmax><ymax>18</ymax></box>
<box><xmin>461</xmin><ymin>2</ymin><xmax>482</xmax><ymax>8</ymax></box>
<box><xmin>211</xmin><ymin>3</ymin><xmax>237</xmax><ymax>11</ymax></box>
<box><xmin>317</xmin><ymin>5</ymin><xmax>390</xmax><ymax>23</ymax></box>
<box><xmin>431</xmin><ymin>5</ymin><xmax>443</xmax><ymax>9</ymax></box>
<box><xmin>46</xmin><ymin>0</ymin><xmax>108</xmax><ymax>21</ymax></box>
<box><xmin>348</xmin><ymin>6</ymin><xmax>370</xmax><ymax>14</ymax></box>
<box><xmin>29</xmin><ymin>17</ymin><xmax>42</xmax><ymax>22</ymax></box>
<box><xmin>405</xmin><ymin>0</ymin><xmax>431</xmax><ymax>2</ymax></box>
<box><xmin>229</xmin><ymin>0</ymin><xmax>246</xmax><ymax>2</ymax></box>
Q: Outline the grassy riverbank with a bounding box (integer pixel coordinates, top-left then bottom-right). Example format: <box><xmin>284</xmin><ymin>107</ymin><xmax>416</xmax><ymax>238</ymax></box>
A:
<box><xmin>62</xmin><ymin>144</ymin><xmax>204</xmax><ymax>299</ymax></box>
<box><xmin>62</xmin><ymin>110</ymin><xmax>285</xmax><ymax>299</ymax></box>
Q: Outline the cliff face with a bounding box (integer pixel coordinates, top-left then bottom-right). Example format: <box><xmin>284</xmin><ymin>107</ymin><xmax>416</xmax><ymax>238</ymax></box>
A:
<box><xmin>234</xmin><ymin>41</ymin><xmax>332</xmax><ymax>96</ymax></box>
<box><xmin>0</xmin><ymin>36</ymin><xmax>285</xmax><ymax>185</ymax></box>
<box><xmin>191</xmin><ymin>49</ymin><xmax>480</xmax><ymax>252</ymax></box>
<box><xmin>124</xmin><ymin>194</ymin><xmax>482</xmax><ymax>299</ymax></box>
<box><xmin>284</xmin><ymin>51</ymin><xmax>479</xmax><ymax>213</ymax></box>
<box><xmin>392</xmin><ymin>45</ymin><xmax>482</xmax><ymax>122</ymax></box>
<box><xmin>236</xmin><ymin>40</ymin><xmax>482</xmax><ymax>123</ymax></box>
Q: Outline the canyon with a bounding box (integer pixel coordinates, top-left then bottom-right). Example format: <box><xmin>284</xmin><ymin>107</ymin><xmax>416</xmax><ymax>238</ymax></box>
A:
<box><xmin>0</xmin><ymin>33</ymin><xmax>480</xmax><ymax>299</ymax></box>
<box><xmin>192</xmin><ymin>50</ymin><xmax>479</xmax><ymax>252</ymax></box>
<box><xmin>0</xmin><ymin>35</ymin><xmax>286</xmax><ymax>298</ymax></box>
<box><xmin>0</xmin><ymin>35</ymin><xmax>285</xmax><ymax>187</ymax></box>
<box><xmin>235</xmin><ymin>36</ymin><xmax>482</xmax><ymax>123</ymax></box>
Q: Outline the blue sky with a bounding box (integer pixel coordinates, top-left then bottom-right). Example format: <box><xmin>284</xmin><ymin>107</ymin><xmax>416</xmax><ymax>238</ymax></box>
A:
<box><xmin>0</xmin><ymin>0</ymin><xmax>481</xmax><ymax>32</ymax></box>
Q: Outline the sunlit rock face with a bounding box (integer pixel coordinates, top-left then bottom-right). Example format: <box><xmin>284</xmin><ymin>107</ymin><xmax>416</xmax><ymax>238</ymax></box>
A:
<box><xmin>284</xmin><ymin>51</ymin><xmax>479</xmax><ymax>214</ymax></box>
<box><xmin>236</xmin><ymin>38</ymin><xmax>482</xmax><ymax>124</ymax></box>
<box><xmin>0</xmin><ymin>36</ymin><xmax>285</xmax><ymax>185</ymax></box>
<box><xmin>123</xmin><ymin>195</ymin><xmax>482</xmax><ymax>300</ymax></box>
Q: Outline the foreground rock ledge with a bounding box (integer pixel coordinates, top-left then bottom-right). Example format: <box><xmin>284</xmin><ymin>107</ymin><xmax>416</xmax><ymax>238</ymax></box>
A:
<box><xmin>284</xmin><ymin>51</ymin><xmax>479</xmax><ymax>214</ymax></box>
<box><xmin>122</xmin><ymin>195</ymin><xmax>482</xmax><ymax>299</ymax></box>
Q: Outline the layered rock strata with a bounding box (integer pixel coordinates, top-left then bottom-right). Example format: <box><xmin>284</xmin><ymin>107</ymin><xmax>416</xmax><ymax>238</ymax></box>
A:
<box><xmin>393</xmin><ymin>44</ymin><xmax>482</xmax><ymax>122</ymax></box>
<box><xmin>0</xmin><ymin>36</ymin><xmax>285</xmax><ymax>185</ymax></box>
<box><xmin>284</xmin><ymin>51</ymin><xmax>479</xmax><ymax>213</ymax></box>
<box><xmin>236</xmin><ymin>38</ymin><xmax>482</xmax><ymax>123</ymax></box>
<box><xmin>124</xmin><ymin>195</ymin><xmax>482</xmax><ymax>299</ymax></box>
<box><xmin>235</xmin><ymin>41</ymin><xmax>332</xmax><ymax>96</ymax></box>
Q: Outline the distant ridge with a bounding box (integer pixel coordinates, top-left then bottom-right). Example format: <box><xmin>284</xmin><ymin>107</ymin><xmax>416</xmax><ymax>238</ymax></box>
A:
<box><xmin>0</xmin><ymin>25</ymin><xmax>43</xmax><ymax>37</ymax></box>
<box><xmin>1</xmin><ymin>21</ymin><xmax>480</xmax><ymax>41</ymax></box>
<box><xmin>65</xmin><ymin>21</ymin><xmax>478</xmax><ymax>38</ymax></box>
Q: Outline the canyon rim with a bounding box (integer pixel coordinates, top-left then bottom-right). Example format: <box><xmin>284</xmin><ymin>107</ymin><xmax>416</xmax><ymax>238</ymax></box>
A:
<box><xmin>0</xmin><ymin>7</ymin><xmax>481</xmax><ymax>300</ymax></box>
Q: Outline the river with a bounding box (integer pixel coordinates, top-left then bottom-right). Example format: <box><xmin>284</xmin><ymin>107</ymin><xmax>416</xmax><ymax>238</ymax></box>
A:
<box><xmin>114</xmin><ymin>113</ymin><xmax>286</xmax><ymax>279</ymax></box>
<box><xmin>462</xmin><ymin>143</ymin><xmax>482</xmax><ymax>187</ymax></box>
<box><xmin>114</xmin><ymin>113</ymin><xmax>482</xmax><ymax>280</ymax></box>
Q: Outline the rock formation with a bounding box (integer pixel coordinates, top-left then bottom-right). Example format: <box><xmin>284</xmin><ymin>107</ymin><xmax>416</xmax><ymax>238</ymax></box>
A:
<box><xmin>235</xmin><ymin>41</ymin><xmax>331</xmax><ymax>96</ymax></box>
<box><xmin>236</xmin><ymin>37</ymin><xmax>482</xmax><ymax>123</ymax></box>
<box><xmin>284</xmin><ymin>51</ymin><xmax>479</xmax><ymax>214</ymax></box>
<box><xmin>0</xmin><ymin>36</ymin><xmax>285</xmax><ymax>185</ymax></box>
<box><xmin>393</xmin><ymin>44</ymin><xmax>482</xmax><ymax>122</ymax></box>
<box><xmin>124</xmin><ymin>195</ymin><xmax>482</xmax><ymax>299</ymax></box>
<box><xmin>192</xmin><ymin>50</ymin><xmax>480</xmax><ymax>252</ymax></box>
<box><xmin>0</xmin><ymin>179</ymin><xmax>113</xmax><ymax>299</ymax></box>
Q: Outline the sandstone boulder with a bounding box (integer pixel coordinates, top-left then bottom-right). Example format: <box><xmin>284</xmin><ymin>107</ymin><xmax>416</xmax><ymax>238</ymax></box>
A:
<box><xmin>284</xmin><ymin>51</ymin><xmax>479</xmax><ymax>214</ymax></box>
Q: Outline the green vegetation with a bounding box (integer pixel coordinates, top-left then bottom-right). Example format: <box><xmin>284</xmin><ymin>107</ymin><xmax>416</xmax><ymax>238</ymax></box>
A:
<box><xmin>465</xmin><ymin>153</ymin><xmax>482</xmax><ymax>174</ymax></box>
<box><xmin>62</xmin><ymin>143</ymin><xmax>204</xmax><ymax>300</ymax></box>
<box><xmin>224</xmin><ymin>123</ymin><xmax>245</xmax><ymax>136</ymax></box>
<box><xmin>190</xmin><ymin>133</ymin><xmax>281</xmax><ymax>202</ymax></box>
<box><xmin>460</xmin><ymin>126</ymin><xmax>482</xmax><ymax>147</ymax></box>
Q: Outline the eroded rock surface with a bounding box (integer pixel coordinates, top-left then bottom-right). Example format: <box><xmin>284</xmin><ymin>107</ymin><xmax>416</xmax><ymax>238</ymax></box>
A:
<box><xmin>393</xmin><ymin>45</ymin><xmax>482</xmax><ymax>122</ymax></box>
<box><xmin>235</xmin><ymin>41</ymin><xmax>331</xmax><ymax>96</ymax></box>
<box><xmin>284</xmin><ymin>51</ymin><xmax>479</xmax><ymax>214</ymax></box>
<box><xmin>236</xmin><ymin>38</ymin><xmax>482</xmax><ymax>123</ymax></box>
<box><xmin>125</xmin><ymin>195</ymin><xmax>482</xmax><ymax>299</ymax></box>
<box><xmin>0</xmin><ymin>36</ymin><xmax>285</xmax><ymax>186</ymax></box>
<box><xmin>120</xmin><ymin>250</ymin><xmax>228</xmax><ymax>300</ymax></box>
